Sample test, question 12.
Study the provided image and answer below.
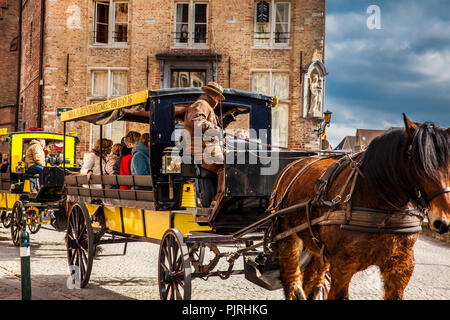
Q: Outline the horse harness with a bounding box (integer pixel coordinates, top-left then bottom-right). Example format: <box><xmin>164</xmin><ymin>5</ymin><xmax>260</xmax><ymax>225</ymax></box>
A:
<box><xmin>267</xmin><ymin>153</ymin><xmax>428</xmax><ymax>261</ymax></box>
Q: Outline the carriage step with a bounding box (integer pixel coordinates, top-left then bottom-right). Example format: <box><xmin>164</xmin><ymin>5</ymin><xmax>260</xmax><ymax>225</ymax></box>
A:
<box><xmin>194</xmin><ymin>208</ymin><xmax>212</xmax><ymax>223</ymax></box>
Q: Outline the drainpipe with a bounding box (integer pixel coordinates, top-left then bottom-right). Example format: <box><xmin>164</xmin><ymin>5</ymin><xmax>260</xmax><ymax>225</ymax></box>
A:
<box><xmin>37</xmin><ymin>0</ymin><xmax>46</xmax><ymax>129</ymax></box>
<box><xmin>15</xmin><ymin>1</ymin><xmax>23</xmax><ymax>131</ymax></box>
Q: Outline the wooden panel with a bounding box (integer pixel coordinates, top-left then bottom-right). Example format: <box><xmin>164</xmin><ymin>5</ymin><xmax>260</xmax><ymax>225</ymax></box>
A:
<box><xmin>66</xmin><ymin>186</ymin><xmax>79</xmax><ymax>196</ymax></box>
<box><xmin>100</xmin><ymin>176</ymin><xmax>120</xmax><ymax>186</ymax></box>
<box><xmin>64</xmin><ymin>175</ymin><xmax>77</xmax><ymax>185</ymax></box>
<box><xmin>79</xmin><ymin>188</ymin><xmax>91</xmax><ymax>197</ymax></box>
<box><xmin>76</xmin><ymin>176</ymin><xmax>88</xmax><ymax>185</ymax></box>
<box><xmin>90</xmin><ymin>189</ymin><xmax>105</xmax><ymax>198</ymax></box>
<box><xmin>104</xmin><ymin>189</ymin><xmax>120</xmax><ymax>198</ymax></box>
<box><xmin>65</xmin><ymin>186</ymin><xmax>154</xmax><ymax>202</ymax></box>
<box><xmin>66</xmin><ymin>175</ymin><xmax>152</xmax><ymax>188</ymax></box>
<box><xmin>117</xmin><ymin>176</ymin><xmax>133</xmax><ymax>186</ymax></box>
<box><xmin>122</xmin><ymin>208</ymin><xmax>145</xmax><ymax>237</ymax></box>
<box><xmin>145</xmin><ymin>210</ymin><xmax>171</xmax><ymax>241</ymax></box>
<box><xmin>133</xmin><ymin>176</ymin><xmax>153</xmax><ymax>187</ymax></box>
<box><xmin>103</xmin><ymin>205</ymin><xmax>123</xmax><ymax>233</ymax></box>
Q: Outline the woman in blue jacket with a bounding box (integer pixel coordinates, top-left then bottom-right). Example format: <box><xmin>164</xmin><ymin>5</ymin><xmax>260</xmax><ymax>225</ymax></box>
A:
<box><xmin>131</xmin><ymin>133</ymin><xmax>151</xmax><ymax>190</ymax></box>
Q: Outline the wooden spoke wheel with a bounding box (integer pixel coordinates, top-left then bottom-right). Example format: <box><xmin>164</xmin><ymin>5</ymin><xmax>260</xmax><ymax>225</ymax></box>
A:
<box><xmin>158</xmin><ymin>228</ymin><xmax>192</xmax><ymax>300</ymax></box>
<box><xmin>10</xmin><ymin>201</ymin><xmax>25</xmax><ymax>247</ymax></box>
<box><xmin>2</xmin><ymin>210</ymin><xmax>12</xmax><ymax>228</ymax></box>
<box><xmin>66</xmin><ymin>203</ymin><xmax>94</xmax><ymax>288</ymax></box>
<box><xmin>27</xmin><ymin>208</ymin><xmax>42</xmax><ymax>234</ymax></box>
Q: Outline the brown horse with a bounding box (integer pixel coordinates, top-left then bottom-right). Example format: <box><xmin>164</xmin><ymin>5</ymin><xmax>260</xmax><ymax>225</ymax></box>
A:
<box><xmin>270</xmin><ymin>114</ymin><xmax>450</xmax><ymax>300</ymax></box>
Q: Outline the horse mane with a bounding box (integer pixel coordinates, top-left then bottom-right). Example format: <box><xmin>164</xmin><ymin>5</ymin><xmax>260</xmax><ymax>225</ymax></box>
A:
<box><xmin>360</xmin><ymin>122</ymin><xmax>450</xmax><ymax>207</ymax></box>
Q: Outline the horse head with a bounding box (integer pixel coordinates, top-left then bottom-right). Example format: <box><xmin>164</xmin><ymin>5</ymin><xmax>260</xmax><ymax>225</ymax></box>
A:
<box><xmin>404</xmin><ymin>114</ymin><xmax>450</xmax><ymax>234</ymax></box>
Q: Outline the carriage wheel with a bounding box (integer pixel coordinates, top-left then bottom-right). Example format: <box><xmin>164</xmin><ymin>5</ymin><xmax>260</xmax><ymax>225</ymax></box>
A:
<box><xmin>27</xmin><ymin>208</ymin><xmax>42</xmax><ymax>234</ymax></box>
<box><xmin>2</xmin><ymin>211</ymin><xmax>12</xmax><ymax>228</ymax></box>
<box><xmin>158</xmin><ymin>228</ymin><xmax>192</xmax><ymax>300</ymax></box>
<box><xmin>66</xmin><ymin>203</ymin><xmax>94</xmax><ymax>288</ymax></box>
<box><xmin>10</xmin><ymin>201</ymin><xmax>25</xmax><ymax>247</ymax></box>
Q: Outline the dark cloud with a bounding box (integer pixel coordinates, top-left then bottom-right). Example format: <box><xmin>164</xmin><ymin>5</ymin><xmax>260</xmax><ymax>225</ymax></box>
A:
<box><xmin>325</xmin><ymin>0</ymin><xmax>450</xmax><ymax>148</ymax></box>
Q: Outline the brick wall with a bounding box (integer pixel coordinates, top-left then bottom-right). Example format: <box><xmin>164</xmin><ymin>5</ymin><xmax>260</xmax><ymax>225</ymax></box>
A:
<box><xmin>19</xmin><ymin>0</ymin><xmax>327</xmax><ymax>162</ymax></box>
<box><xmin>0</xmin><ymin>0</ymin><xmax>19</xmax><ymax>132</ymax></box>
<box><xmin>19</xmin><ymin>0</ymin><xmax>43</xmax><ymax>130</ymax></box>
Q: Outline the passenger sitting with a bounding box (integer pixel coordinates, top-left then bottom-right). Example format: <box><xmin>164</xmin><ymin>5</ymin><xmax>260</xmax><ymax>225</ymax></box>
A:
<box><xmin>120</xmin><ymin>131</ymin><xmax>140</xmax><ymax>190</ymax></box>
<box><xmin>25</xmin><ymin>139</ymin><xmax>46</xmax><ymax>185</ymax></box>
<box><xmin>0</xmin><ymin>153</ymin><xmax>9</xmax><ymax>173</ymax></box>
<box><xmin>105</xmin><ymin>143</ymin><xmax>122</xmax><ymax>176</ymax></box>
<box><xmin>80</xmin><ymin>138</ymin><xmax>113</xmax><ymax>188</ymax></box>
<box><xmin>131</xmin><ymin>133</ymin><xmax>151</xmax><ymax>190</ymax></box>
<box><xmin>113</xmin><ymin>137</ymin><xmax>130</xmax><ymax>177</ymax></box>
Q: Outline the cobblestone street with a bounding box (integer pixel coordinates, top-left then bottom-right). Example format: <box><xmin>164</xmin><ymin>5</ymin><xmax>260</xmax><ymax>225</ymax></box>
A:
<box><xmin>1</xmin><ymin>226</ymin><xmax>450</xmax><ymax>300</ymax></box>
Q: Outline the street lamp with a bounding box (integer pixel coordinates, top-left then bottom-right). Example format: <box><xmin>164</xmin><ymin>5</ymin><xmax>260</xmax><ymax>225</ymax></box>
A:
<box><xmin>315</xmin><ymin>110</ymin><xmax>332</xmax><ymax>138</ymax></box>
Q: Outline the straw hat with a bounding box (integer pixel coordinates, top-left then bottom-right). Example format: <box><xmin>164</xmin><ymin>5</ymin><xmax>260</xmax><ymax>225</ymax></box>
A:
<box><xmin>201</xmin><ymin>82</ymin><xmax>226</xmax><ymax>101</ymax></box>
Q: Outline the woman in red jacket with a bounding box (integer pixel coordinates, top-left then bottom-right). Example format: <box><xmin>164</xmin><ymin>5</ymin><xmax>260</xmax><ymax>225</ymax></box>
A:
<box><xmin>119</xmin><ymin>131</ymin><xmax>141</xmax><ymax>190</ymax></box>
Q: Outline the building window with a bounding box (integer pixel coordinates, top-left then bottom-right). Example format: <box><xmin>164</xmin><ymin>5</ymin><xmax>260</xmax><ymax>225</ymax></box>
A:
<box><xmin>89</xmin><ymin>113</ymin><xmax>126</xmax><ymax>150</ymax></box>
<box><xmin>113</xmin><ymin>2</ymin><xmax>128</xmax><ymax>42</ymax></box>
<box><xmin>89</xmin><ymin>69</ymin><xmax>128</xmax><ymax>149</ymax></box>
<box><xmin>252</xmin><ymin>71</ymin><xmax>289</xmax><ymax>147</ymax></box>
<box><xmin>91</xmin><ymin>69</ymin><xmax>127</xmax><ymax>98</ymax></box>
<box><xmin>254</xmin><ymin>1</ymin><xmax>290</xmax><ymax>47</ymax></box>
<box><xmin>174</xmin><ymin>1</ymin><xmax>208</xmax><ymax>47</ymax></box>
<box><xmin>172</xmin><ymin>70</ymin><xmax>206</xmax><ymax>88</ymax></box>
<box><xmin>94</xmin><ymin>1</ymin><xmax>128</xmax><ymax>45</ymax></box>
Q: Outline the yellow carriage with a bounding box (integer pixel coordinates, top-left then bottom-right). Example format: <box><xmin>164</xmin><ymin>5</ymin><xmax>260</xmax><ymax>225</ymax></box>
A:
<box><xmin>0</xmin><ymin>129</ymin><xmax>79</xmax><ymax>245</ymax></box>
<box><xmin>61</xmin><ymin>88</ymin><xmax>315</xmax><ymax>299</ymax></box>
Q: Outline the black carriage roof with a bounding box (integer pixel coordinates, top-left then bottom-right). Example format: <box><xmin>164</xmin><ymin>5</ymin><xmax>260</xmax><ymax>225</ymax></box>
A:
<box><xmin>60</xmin><ymin>88</ymin><xmax>275</xmax><ymax>125</ymax></box>
<box><xmin>149</xmin><ymin>87</ymin><xmax>273</xmax><ymax>103</ymax></box>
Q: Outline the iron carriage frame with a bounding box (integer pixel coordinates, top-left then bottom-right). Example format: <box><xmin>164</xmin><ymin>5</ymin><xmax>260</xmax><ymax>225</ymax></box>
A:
<box><xmin>60</xmin><ymin>87</ymin><xmax>318</xmax><ymax>299</ymax></box>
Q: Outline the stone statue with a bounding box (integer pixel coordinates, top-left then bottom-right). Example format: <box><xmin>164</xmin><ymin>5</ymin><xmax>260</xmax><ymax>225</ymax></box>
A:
<box><xmin>308</xmin><ymin>73</ymin><xmax>322</xmax><ymax>117</ymax></box>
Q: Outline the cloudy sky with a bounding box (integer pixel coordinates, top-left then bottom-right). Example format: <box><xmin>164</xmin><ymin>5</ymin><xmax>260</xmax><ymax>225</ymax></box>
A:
<box><xmin>324</xmin><ymin>0</ymin><xmax>450</xmax><ymax>148</ymax></box>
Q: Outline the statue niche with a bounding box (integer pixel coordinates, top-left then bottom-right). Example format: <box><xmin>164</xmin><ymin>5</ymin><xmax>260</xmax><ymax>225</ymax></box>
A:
<box><xmin>302</xmin><ymin>60</ymin><xmax>327</xmax><ymax>119</ymax></box>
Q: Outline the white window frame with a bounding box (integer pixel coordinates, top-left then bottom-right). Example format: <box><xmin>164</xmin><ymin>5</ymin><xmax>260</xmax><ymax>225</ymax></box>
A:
<box><xmin>251</xmin><ymin>70</ymin><xmax>290</xmax><ymax>102</ymax></box>
<box><xmin>253</xmin><ymin>0</ymin><xmax>291</xmax><ymax>48</ymax></box>
<box><xmin>88</xmin><ymin>68</ymin><xmax>128</xmax><ymax>149</ymax></box>
<box><xmin>252</xmin><ymin>70</ymin><xmax>290</xmax><ymax>148</ymax></box>
<box><xmin>93</xmin><ymin>0</ymin><xmax>129</xmax><ymax>46</ymax></box>
<box><xmin>90</xmin><ymin>68</ymin><xmax>128</xmax><ymax>99</ymax></box>
<box><xmin>173</xmin><ymin>0</ymin><xmax>209</xmax><ymax>49</ymax></box>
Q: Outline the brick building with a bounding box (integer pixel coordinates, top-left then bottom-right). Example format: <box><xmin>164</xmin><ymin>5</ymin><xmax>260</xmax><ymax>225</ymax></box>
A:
<box><xmin>16</xmin><ymin>0</ymin><xmax>328</xmax><ymax>158</ymax></box>
<box><xmin>0</xmin><ymin>0</ymin><xmax>20</xmax><ymax>147</ymax></box>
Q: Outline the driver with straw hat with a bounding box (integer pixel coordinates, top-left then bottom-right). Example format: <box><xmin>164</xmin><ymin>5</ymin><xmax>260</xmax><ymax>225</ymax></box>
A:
<box><xmin>184</xmin><ymin>82</ymin><xmax>227</xmax><ymax>219</ymax></box>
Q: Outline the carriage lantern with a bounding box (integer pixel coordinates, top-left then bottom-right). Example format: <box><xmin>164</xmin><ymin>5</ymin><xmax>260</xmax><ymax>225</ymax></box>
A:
<box><xmin>162</xmin><ymin>146</ymin><xmax>182</xmax><ymax>175</ymax></box>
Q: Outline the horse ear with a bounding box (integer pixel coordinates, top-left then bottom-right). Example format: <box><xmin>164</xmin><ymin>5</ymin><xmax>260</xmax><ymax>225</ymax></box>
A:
<box><xmin>403</xmin><ymin>113</ymin><xmax>417</xmax><ymax>142</ymax></box>
<box><xmin>447</xmin><ymin>127</ymin><xmax>450</xmax><ymax>135</ymax></box>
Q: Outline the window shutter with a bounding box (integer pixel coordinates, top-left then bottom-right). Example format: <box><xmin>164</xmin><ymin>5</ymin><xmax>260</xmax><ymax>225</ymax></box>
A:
<box><xmin>256</xmin><ymin>1</ymin><xmax>270</xmax><ymax>23</ymax></box>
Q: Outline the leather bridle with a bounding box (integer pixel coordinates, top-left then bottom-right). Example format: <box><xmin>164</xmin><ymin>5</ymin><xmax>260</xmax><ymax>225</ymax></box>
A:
<box><xmin>426</xmin><ymin>187</ymin><xmax>450</xmax><ymax>203</ymax></box>
<box><xmin>417</xmin><ymin>186</ymin><xmax>450</xmax><ymax>211</ymax></box>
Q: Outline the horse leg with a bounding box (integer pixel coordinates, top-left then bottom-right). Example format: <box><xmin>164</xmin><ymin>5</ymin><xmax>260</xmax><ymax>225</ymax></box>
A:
<box><xmin>302</xmin><ymin>254</ymin><xmax>330</xmax><ymax>300</ymax></box>
<box><xmin>278</xmin><ymin>235</ymin><xmax>307</xmax><ymax>300</ymax></box>
<box><xmin>326</xmin><ymin>256</ymin><xmax>357</xmax><ymax>300</ymax></box>
<box><xmin>379</xmin><ymin>252</ymin><xmax>415</xmax><ymax>300</ymax></box>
